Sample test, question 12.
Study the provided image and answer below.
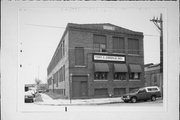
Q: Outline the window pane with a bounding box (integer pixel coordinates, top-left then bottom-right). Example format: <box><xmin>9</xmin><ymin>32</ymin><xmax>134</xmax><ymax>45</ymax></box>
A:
<box><xmin>128</xmin><ymin>38</ymin><xmax>139</xmax><ymax>54</ymax></box>
<box><xmin>114</xmin><ymin>73</ymin><xmax>126</xmax><ymax>80</ymax></box>
<box><xmin>100</xmin><ymin>44</ymin><xmax>106</xmax><ymax>52</ymax></box>
<box><xmin>75</xmin><ymin>47</ymin><xmax>84</xmax><ymax>65</ymax></box>
<box><xmin>93</xmin><ymin>44</ymin><xmax>100</xmax><ymax>51</ymax></box>
<box><xmin>129</xmin><ymin>72</ymin><xmax>140</xmax><ymax>79</ymax></box>
<box><xmin>94</xmin><ymin>72</ymin><xmax>107</xmax><ymax>80</ymax></box>
<box><xmin>93</xmin><ymin>35</ymin><xmax>106</xmax><ymax>44</ymax></box>
<box><xmin>113</xmin><ymin>37</ymin><xmax>125</xmax><ymax>53</ymax></box>
<box><xmin>63</xmin><ymin>65</ymin><xmax>65</xmax><ymax>81</ymax></box>
<box><xmin>93</xmin><ymin>35</ymin><xmax>107</xmax><ymax>52</ymax></box>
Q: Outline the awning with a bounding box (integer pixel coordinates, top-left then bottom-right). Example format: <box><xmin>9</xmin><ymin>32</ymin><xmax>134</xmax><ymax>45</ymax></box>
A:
<box><xmin>114</xmin><ymin>64</ymin><xmax>128</xmax><ymax>72</ymax></box>
<box><xmin>129</xmin><ymin>64</ymin><xmax>142</xmax><ymax>72</ymax></box>
<box><xmin>94</xmin><ymin>63</ymin><xmax>109</xmax><ymax>72</ymax></box>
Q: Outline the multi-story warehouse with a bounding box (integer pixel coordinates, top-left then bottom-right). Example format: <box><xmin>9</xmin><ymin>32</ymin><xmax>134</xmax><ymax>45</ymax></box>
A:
<box><xmin>47</xmin><ymin>23</ymin><xmax>144</xmax><ymax>99</ymax></box>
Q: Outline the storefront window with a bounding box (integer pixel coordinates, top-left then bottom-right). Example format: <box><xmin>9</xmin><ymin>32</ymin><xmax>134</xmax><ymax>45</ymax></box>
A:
<box><xmin>94</xmin><ymin>72</ymin><xmax>108</xmax><ymax>80</ymax></box>
<box><xmin>129</xmin><ymin>73</ymin><xmax>141</xmax><ymax>80</ymax></box>
<box><xmin>114</xmin><ymin>72</ymin><xmax>126</xmax><ymax>80</ymax></box>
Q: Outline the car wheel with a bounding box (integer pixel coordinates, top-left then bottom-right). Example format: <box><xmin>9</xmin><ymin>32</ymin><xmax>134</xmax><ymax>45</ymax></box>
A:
<box><xmin>131</xmin><ymin>97</ymin><xmax>137</xmax><ymax>103</ymax></box>
<box><xmin>151</xmin><ymin>96</ymin><xmax>156</xmax><ymax>101</ymax></box>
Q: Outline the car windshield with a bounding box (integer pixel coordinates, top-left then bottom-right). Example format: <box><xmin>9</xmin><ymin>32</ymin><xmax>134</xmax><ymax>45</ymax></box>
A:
<box><xmin>130</xmin><ymin>89</ymin><xmax>139</xmax><ymax>93</ymax></box>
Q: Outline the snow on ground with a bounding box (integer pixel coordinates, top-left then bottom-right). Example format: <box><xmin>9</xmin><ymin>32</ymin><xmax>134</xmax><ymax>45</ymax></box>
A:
<box><xmin>35</xmin><ymin>93</ymin><xmax>123</xmax><ymax>105</ymax></box>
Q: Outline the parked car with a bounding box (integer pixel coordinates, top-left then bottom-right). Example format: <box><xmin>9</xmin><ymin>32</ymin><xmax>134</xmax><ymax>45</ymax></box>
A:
<box><xmin>24</xmin><ymin>90</ymin><xmax>35</xmax><ymax>103</ymax></box>
<box><xmin>122</xmin><ymin>86</ymin><xmax>161</xmax><ymax>103</ymax></box>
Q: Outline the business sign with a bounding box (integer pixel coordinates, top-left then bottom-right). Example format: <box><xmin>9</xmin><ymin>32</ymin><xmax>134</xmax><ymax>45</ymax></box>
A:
<box><xmin>93</xmin><ymin>54</ymin><xmax>125</xmax><ymax>62</ymax></box>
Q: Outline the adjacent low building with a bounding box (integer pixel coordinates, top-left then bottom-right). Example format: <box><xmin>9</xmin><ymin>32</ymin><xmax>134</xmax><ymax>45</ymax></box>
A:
<box><xmin>47</xmin><ymin>23</ymin><xmax>145</xmax><ymax>99</ymax></box>
<box><xmin>144</xmin><ymin>63</ymin><xmax>163</xmax><ymax>94</ymax></box>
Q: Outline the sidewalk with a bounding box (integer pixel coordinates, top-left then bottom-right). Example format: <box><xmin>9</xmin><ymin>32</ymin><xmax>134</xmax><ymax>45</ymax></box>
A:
<box><xmin>35</xmin><ymin>93</ymin><xmax>123</xmax><ymax>105</ymax></box>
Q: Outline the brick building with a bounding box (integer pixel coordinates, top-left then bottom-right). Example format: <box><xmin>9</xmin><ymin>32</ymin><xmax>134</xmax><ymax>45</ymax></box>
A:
<box><xmin>47</xmin><ymin>23</ymin><xmax>145</xmax><ymax>99</ymax></box>
<box><xmin>144</xmin><ymin>63</ymin><xmax>163</xmax><ymax>94</ymax></box>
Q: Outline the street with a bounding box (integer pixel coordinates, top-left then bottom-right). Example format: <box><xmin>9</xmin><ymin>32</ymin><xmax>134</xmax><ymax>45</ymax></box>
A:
<box><xmin>101</xmin><ymin>99</ymin><xmax>163</xmax><ymax>106</ymax></box>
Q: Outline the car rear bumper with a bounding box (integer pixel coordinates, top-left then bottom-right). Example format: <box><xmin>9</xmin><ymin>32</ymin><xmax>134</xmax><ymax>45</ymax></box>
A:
<box><xmin>25</xmin><ymin>98</ymin><xmax>34</xmax><ymax>103</ymax></box>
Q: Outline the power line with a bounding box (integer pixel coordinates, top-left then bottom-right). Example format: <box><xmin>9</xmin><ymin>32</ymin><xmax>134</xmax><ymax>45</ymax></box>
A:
<box><xmin>25</xmin><ymin>24</ymin><xmax>66</xmax><ymax>29</ymax></box>
<box><xmin>25</xmin><ymin>23</ymin><xmax>160</xmax><ymax>37</ymax></box>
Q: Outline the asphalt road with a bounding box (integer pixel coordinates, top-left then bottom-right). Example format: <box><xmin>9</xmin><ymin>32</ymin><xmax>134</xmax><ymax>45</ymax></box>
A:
<box><xmin>102</xmin><ymin>99</ymin><xmax>163</xmax><ymax>106</ymax></box>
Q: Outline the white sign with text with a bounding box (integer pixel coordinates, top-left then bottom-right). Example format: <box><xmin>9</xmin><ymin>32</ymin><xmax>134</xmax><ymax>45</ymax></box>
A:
<box><xmin>94</xmin><ymin>55</ymin><xmax>125</xmax><ymax>62</ymax></box>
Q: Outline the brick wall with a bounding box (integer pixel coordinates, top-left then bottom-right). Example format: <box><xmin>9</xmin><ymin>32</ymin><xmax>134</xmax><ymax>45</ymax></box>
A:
<box><xmin>68</xmin><ymin>28</ymin><xmax>144</xmax><ymax>97</ymax></box>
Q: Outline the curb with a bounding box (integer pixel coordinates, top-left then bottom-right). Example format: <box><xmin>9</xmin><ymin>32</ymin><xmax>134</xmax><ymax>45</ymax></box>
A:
<box><xmin>34</xmin><ymin>101</ymin><xmax>123</xmax><ymax>106</ymax></box>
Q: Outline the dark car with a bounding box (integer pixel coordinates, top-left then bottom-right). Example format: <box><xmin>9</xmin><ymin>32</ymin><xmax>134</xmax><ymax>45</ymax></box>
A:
<box><xmin>122</xmin><ymin>86</ymin><xmax>161</xmax><ymax>103</ymax></box>
<box><xmin>24</xmin><ymin>90</ymin><xmax>35</xmax><ymax>103</ymax></box>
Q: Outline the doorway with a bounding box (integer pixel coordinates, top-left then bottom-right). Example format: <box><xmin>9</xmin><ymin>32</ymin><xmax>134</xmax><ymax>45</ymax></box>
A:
<box><xmin>72</xmin><ymin>76</ymin><xmax>88</xmax><ymax>98</ymax></box>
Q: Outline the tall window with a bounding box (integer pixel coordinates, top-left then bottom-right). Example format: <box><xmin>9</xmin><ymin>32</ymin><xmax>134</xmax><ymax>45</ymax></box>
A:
<box><xmin>113</xmin><ymin>37</ymin><xmax>125</xmax><ymax>53</ymax></box>
<box><xmin>128</xmin><ymin>38</ymin><xmax>139</xmax><ymax>54</ymax></box>
<box><xmin>93</xmin><ymin>35</ymin><xmax>107</xmax><ymax>52</ymax></box>
<box><xmin>56</xmin><ymin>71</ymin><xmax>58</xmax><ymax>87</ymax></box>
<box><xmin>48</xmin><ymin>78</ymin><xmax>52</xmax><ymax>86</ymax></box>
<box><xmin>59</xmin><ymin>44</ymin><xmax>62</xmax><ymax>60</ymax></box>
<box><xmin>58</xmin><ymin>65</ymin><xmax>65</xmax><ymax>82</ymax></box>
<box><xmin>75</xmin><ymin>47</ymin><xmax>84</xmax><ymax>65</ymax></box>
<box><xmin>62</xmin><ymin>40</ymin><xmax>65</xmax><ymax>57</ymax></box>
<box><xmin>58</xmin><ymin>69</ymin><xmax>62</xmax><ymax>82</ymax></box>
<box><xmin>63</xmin><ymin>65</ymin><xmax>65</xmax><ymax>81</ymax></box>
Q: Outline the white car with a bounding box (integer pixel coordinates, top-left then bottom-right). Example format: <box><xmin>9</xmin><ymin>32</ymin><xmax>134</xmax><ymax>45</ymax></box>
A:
<box><xmin>122</xmin><ymin>86</ymin><xmax>161</xmax><ymax>103</ymax></box>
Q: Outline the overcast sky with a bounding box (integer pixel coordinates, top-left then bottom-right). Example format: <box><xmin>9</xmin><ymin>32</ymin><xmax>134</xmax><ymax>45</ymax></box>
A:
<box><xmin>19</xmin><ymin>7</ymin><xmax>164</xmax><ymax>84</ymax></box>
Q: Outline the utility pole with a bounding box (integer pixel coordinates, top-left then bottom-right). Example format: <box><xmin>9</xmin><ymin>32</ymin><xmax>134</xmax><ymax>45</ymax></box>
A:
<box><xmin>150</xmin><ymin>13</ymin><xmax>163</xmax><ymax>97</ymax></box>
<box><xmin>150</xmin><ymin>13</ymin><xmax>163</xmax><ymax>73</ymax></box>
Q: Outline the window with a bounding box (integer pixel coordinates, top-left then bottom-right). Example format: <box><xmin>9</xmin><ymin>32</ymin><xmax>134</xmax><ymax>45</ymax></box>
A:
<box><xmin>59</xmin><ymin>67</ymin><xmax>62</xmax><ymax>82</ymax></box>
<box><xmin>48</xmin><ymin>78</ymin><xmax>52</xmax><ymax>85</ymax></box>
<box><xmin>147</xmin><ymin>88</ymin><xmax>158</xmax><ymax>92</ymax></box>
<box><xmin>94</xmin><ymin>72</ymin><xmax>108</xmax><ymax>80</ymax></box>
<box><xmin>114</xmin><ymin>88</ymin><xmax>126</xmax><ymax>96</ymax></box>
<box><xmin>63</xmin><ymin>89</ymin><xmax>66</xmax><ymax>96</ymax></box>
<box><xmin>62</xmin><ymin>40</ymin><xmax>65</xmax><ymax>56</ymax></box>
<box><xmin>58</xmin><ymin>68</ymin><xmax>61</xmax><ymax>82</ymax></box>
<box><xmin>129</xmin><ymin>73</ymin><xmax>141</xmax><ymax>80</ymax></box>
<box><xmin>56</xmin><ymin>71</ymin><xmax>59</xmax><ymax>87</ymax></box>
<box><xmin>138</xmin><ymin>89</ymin><xmax>146</xmax><ymax>93</ymax></box>
<box><xmin>94</xmin><ymin>88</ymin><xmax>108</xmax><ymax>96</ymax></box>
<box><xmin>128</xmin><ymin>38</ymin><xmax>139</xmax><ymax>54</ymax></box>
<box><xmin>75</xmin><ymin>47</ymin><xmax>84</xmax><ymax>65</ymax></box>
<box><xmin>113</xmin><ymin>37</ymin><xmax>125</xmax><ymax>53</ymax></box>
<box><xmin>93</xmin><ymin>35</ymin><xmax>107</xmax><ymax>52</ymax></box>
<box><xmin>53</xmin><ymin>72</ymin><xmax>58</xmax><ymax>87</ymax></box>
<box><xmin>59</xmin><ymin>45</ymin><xmax>62</xmax><ymax>60</ymax></box>
<box><xmin>114</xmin><ymin>72</ymin><xmax>126</xmax><ymax>80</ymax></box>
<box><xmin>58</xmin><ymin>65</ymin><xmax>65</xmax><ymax>82</ymax></box>
<box><xmin>63</xmin><ymin>65</ymin><xmax>65</xmax><ymax>81</ymax></box>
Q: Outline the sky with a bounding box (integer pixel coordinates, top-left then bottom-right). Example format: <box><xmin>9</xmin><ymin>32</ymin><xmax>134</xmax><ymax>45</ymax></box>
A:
<box><xmin>19</xmin><ymin>7</ymin><xmax>164</xmax><ymax>84</ymax></box>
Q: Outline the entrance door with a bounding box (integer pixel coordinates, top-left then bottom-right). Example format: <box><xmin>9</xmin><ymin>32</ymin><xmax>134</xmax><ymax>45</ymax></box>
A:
<box><xmin>80</xmin><ymin>81</ymin><xmax>88</xmax><ymax>96</ymax></box>
<box><xmin>72</xmin><ymin>76</ymin><xmax>88</xmax><ymax>98</ymax></box>
<box><xmin>72</xmin><ymin>81</ymin><xmax>80</xmax><ymax>98</ymax></box>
